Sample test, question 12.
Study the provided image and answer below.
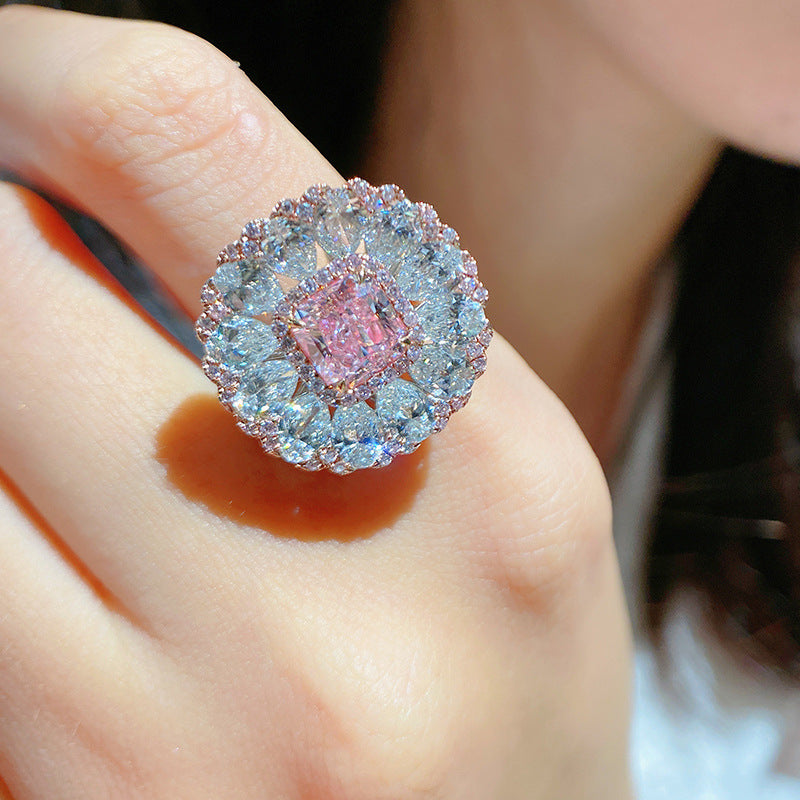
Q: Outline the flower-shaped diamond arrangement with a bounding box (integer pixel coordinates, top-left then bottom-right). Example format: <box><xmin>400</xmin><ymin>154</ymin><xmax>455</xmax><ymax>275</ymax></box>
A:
<box><xmin>196</xmin><ymin>178</ymin><xmax>492</xmax><ymax>473</ymax></box>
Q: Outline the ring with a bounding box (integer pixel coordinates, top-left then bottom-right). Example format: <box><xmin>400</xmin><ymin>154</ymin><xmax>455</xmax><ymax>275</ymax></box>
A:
<box><xmin>195</xmin><ymin>178</ymin><xmax>492</xmax><ymax>473</ymax></box>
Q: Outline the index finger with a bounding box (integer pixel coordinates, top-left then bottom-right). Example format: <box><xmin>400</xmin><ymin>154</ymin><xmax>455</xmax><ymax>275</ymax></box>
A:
<box><xmin>0</xmin><ymin>5</ymin><xmax>342</xmax><ymax>313</ymax></box>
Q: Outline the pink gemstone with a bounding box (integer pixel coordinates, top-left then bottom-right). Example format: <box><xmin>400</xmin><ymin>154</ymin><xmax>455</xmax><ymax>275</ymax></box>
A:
<box><xmin>291</xmin><ymin>274</ymin><xmax>409</xmax><ymax>386</ymax></box>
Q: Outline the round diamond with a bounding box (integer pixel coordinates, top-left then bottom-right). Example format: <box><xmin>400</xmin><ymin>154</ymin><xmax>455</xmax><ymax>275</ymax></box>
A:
<box><xmin>376</xmin><ymin>378</ymin><xmax>436</xmax><ymax>447</ymax></box>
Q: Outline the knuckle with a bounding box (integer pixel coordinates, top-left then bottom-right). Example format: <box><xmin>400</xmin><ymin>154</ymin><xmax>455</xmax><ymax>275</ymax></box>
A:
<box><xmin>286</xmin><ymin>602</ymin><xmax>502</xmax><ymax>798</ymax></box>
<box><xmin>517</xmin><ymin>459</ymin><xmax>612</xmax><ymax>612</ymax></box>
<box><xmin>52</xmin><ymin>22</ymin><xmax>244</xmax><ymax>176</ymax></box>
<box><xmin>309</xmin><ymin>672</ymin><xmax>454</xmax><ymax>794</ymax></box>
<box><xmin>537</xmin><ymin>441</ymin><xmax>613</xmax><ymax>592</ymax></box>
<box><xmin>320</xmin><ymin>690</ymin><xmax>495</xmax><ymax>798</ymax></box>
<box><xmin>470</xmin><ymin>406</ymin><xmax>615</xmax><ymax>614</ymax></box>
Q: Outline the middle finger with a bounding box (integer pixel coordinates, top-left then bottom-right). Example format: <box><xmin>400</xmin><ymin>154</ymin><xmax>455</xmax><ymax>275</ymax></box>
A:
<box><xmin>0</xmin><ymin>5</ymin><xmax>341</xmax><ymax>314</ymax></box>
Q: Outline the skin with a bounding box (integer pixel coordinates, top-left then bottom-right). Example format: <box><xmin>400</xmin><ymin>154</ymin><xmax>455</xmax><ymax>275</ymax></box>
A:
<box><xmin>367</xmin><ymin>0</ymin><xmax>723</xmax><ymax>462</ymax></box>
<box><xmin>0</xmin><ymin>7</ymin><xmax>630</xmax><ymax>799</ymax></box>
<box><xmin>1</xmin><ymin>0</ymin><xmax>790</xmax><ymax>795</ymax></box>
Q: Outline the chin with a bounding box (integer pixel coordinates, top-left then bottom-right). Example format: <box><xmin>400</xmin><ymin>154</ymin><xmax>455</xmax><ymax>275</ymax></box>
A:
<box><xmin>569</xmin><ymin>0</ymin><xmax>800</xmax><ymax>163</ymax></box>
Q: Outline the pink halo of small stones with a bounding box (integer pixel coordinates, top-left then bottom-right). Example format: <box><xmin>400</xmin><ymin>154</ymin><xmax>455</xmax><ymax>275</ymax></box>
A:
<box><xmin>196</xmin><ymin>177</ymin><xmax>492</xmax><ymax>473</ymax></box>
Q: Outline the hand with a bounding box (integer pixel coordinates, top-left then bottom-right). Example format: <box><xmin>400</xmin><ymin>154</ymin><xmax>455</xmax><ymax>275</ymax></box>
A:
<box><xmin>0</xmin><ymin>7</ymin><xmax>632</xmax><ymax>799</ymax></box>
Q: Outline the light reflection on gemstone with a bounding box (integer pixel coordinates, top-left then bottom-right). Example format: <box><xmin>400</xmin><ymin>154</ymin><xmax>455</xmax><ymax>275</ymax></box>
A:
<box><xmin>363</xmin><ymin>198</ymin><xmax>422</xmax><ymax>267</ymax></box>
<box><xmin>313</xmin><ymin>186</ymin><xmax>369</xmax><ymax>259</ymax></box>
<box><xmin>409</xmin><ymin>344</ymin><xmax>475</xmax><ymax>399</ymax></box>
<box><xmin>377</xmin><ymin>378</ymin><xmax>436</xmax><ymax>447</ymax></box>
<box><xmin>332</xmin><ymin>402</ymin><xmax>384</xmax><ymax>469</ymax></box>
<box><xmin>200</xmin><ymin>179</ymin><xmax>491</xmax><ymax>471</ymax></box>
<box><xmin>205</xmin><ymin>317</ymin><xmax>278</xmax><ymax>367</ymax></box>
<box><xmin>260</xmin><ymin>216</ymin><xmax>316</xmax><ymax>280</ymax></box>
<box><xmin>271</xmin><ymin>393</ymin><xmax>332</xmax><ymax>463</ymax></box>
<box><xmin>290</xmin><ymin>270</ymin><xmax>409</xmax><ymax>388</ymax></box>
<box><xmin>213</xmin><ymin>259</ymin><xmax>284</xmax><ymax>315</ymax></box>
<box><xmin>231</xmin><ymin>359</ymin><xmax>298</xmax><ymax>420</ymax></box>
<box><xmin>417</xmin><ymin>288</ymin><xmax>487</xmax><ymax>347</ymax></box>
<box><xmin>394</xmin><ymin>242</ymin><xmax>463</xmax><ymax>302</ymax></box>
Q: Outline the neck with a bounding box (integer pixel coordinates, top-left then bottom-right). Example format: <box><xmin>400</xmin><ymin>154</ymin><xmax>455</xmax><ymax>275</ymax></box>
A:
<box><xmin>363</xmin><ymin>0</ymin><xmax>721</xmax><ymax>462</ymax></box>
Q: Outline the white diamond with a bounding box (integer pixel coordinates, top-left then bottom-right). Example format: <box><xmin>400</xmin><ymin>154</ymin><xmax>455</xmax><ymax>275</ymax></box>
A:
<box><xmin>313</xmin><ymin>186</ymin><xmax>369</xmax><ymax>259</ymax></box>
<box><xmin>205</xmin><ymin>317</ymin><xmax>278</xmax><ymax>367</ymax></box>
<box><xmin>213</xmin><ymin>258</ymin><xmax>284</xmax><ymax>315</ymax></box>
<box><xmin>409</xmin><ymin>344</ymin><xmax>476</xmax><ymax>399</ymax></box>
<box><xmin>271</xmin><ymin>393</ymin><xmax>333</xmax><ymax>463</ymax></box>
<box><xmin>231</xmin><ymin>360</ymin><xmax>298</xmax><ymax>420</ymax></box>
<box><xmin>395</xmin><ymin>242</ymin><xmax>463</xmax><ymax>301</ymax></box>
<box><xmin>331</xmin><ymin>402</ymin><xmax>385</xmax><ymax>469</ymax></box>
<box><xmin>376</xmin><ymin>379</ymin><xmax>435</xmax><ymax>446</ymax></box>
<box><xmin>261</xmin><ymin>216</ymin><xmax>317</xmax><ymax>279</ymax></box>
<box><xmin>417</xmin><ymin>288</ymin><xmax>487</xmax><ymax>346</ymax></box>
<box><xmin>363</xmin><ymin>199</ymin><xmax>422</xmax><ymax>270</ymax></box>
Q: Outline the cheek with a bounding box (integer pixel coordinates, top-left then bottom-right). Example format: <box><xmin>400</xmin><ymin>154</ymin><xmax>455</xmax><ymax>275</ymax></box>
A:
<box><xmin>568</xmin><ymin>0</ymin><xmax>800</xmax><ymax>161</ymax></box>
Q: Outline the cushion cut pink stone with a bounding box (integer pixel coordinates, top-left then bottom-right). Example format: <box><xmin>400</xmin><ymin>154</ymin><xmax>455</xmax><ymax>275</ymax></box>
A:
<box><xmin>291</xmin><ymin>273</ymin><xmax>409</xmax><ymax>386</ymax></box>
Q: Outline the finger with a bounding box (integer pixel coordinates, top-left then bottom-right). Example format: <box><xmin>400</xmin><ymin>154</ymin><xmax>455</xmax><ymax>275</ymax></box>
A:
<box><xmin>0</xmin><ymin>5</ymin><xmax>341</xmax><ymax>314</ymax></box>
<box><xmin>0</xmin><ymin>182</ymin><xmax>219</xmax><ymax>620</ymax></box>
<box><xmin>0</xmin><ymin>473</ymin><xmax>165</xmax><ymax>800</ymax></box>
<box><xmin>0</xmin><ymin>178</ymin><xmax>632</xmax><ymax>788</ymax></box>
<box><xmin>0</xmin><ymin>6</ymin><xmax>612</xmax><ymax>599</ymax></box>
<box><xmin>0</xmin><ymin>473</ymin><xmax>235</xmax><ymax>800</ymax></box>
<box><xmin>0</xmin><ymin>177</ymin><xmax>611</xmax><ymax>626</ymax></box>
<box><xmin>0</xmin><ymin>186</ymin><xmax>300</xmax><ymax>790</ymax></box>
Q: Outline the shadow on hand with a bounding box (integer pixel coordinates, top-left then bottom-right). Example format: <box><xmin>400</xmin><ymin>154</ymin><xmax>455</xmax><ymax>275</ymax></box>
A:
<box><xmin>155</xmin><ymin>395</ymin><xmax>428</xmax><ymax>542</ymax></box>
<box><xmin>16</xmin><ymin>188</ymin><xmax>429</xmax><ymax>542</ymax></box>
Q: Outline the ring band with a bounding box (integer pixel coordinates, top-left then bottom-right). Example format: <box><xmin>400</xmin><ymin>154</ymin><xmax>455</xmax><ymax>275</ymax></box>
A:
<box><xmin>195</xmin><ymin>178</ymin><xmax>492</xmax><ymax>473</ymax></box>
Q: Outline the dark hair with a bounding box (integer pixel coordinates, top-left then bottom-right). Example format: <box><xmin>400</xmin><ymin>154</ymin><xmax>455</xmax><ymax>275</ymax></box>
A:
<box><xmin>20</xmin><ymin>0</ymin><xmax>800</xmax><ymax>675</ymax></box>
<box><xmin>648</xmin><ymin>149</ymin><xmax>800</xmax><ymax>677</ymax></box>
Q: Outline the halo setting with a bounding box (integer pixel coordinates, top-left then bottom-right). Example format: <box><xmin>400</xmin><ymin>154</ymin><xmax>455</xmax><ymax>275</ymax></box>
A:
<box><xmin>196</xmin><ymin>179</ymin><xmax>492</xmax><ymax>473</ymax></box>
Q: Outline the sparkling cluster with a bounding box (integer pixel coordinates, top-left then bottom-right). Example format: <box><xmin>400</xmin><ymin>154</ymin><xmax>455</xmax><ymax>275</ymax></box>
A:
<box><xmin>196</xmin><ymin>178</ymin><xmax>492</xmax><ymax>473</ymax></box>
